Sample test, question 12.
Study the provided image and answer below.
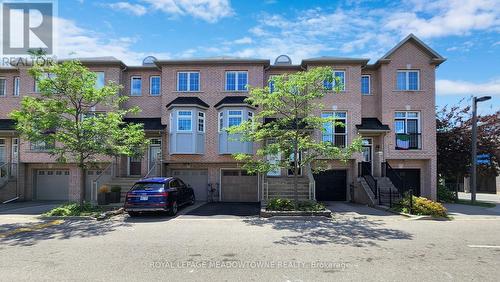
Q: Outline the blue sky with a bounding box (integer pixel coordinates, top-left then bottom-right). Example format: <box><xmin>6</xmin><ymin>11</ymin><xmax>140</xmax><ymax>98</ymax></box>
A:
<box><xmin>54</xmin><ymin>0</ymin><xmax>498</xmax><ymax>114</ymax></box>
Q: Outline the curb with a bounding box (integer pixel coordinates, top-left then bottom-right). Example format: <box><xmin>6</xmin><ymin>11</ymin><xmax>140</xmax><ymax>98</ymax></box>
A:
<box><xmin>38</xmin><ymin>215</ymin><xmax>95</xmax><ymax>220</ymax></box>
<box><xmin>260</xmin><ymin>208</ymin><xmax>332</xmax><ymax>219</ymax></box>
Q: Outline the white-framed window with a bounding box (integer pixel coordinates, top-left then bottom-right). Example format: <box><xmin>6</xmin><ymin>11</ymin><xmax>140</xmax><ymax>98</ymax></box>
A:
<box><xmin>150</xmin><ymin>76</ymin><xmax>161</xmax><ymax>96</ymax></box>
<box><xmin>13</xmin><ymin>76</ymin><xmax>20</xmax><ymax>96</ymax></box>
<box><xmin>197</xmin><ymin>112</ymin><xmax>205</xmax><ymax>133</ymax></box>
<box><xmin>248</xmin><ymin>111</ymin><xmax>253</xmax><ymax>121</ymax></box>
<box><xmin>324</xmin><ymin>70</ymin><xmax>345</xmax><ymax>91</ymax></box>
<box><xmin>394</xmin><ymin>111</ymin><xmax>421</xmax><ymax>150</ymax></box>
<box><xmin>177</xmin><ymin>72</ymin><xmax>200</xmax><ymax>92</ymax></box>
<box><xmin>218</xmin><ymin>111</ymin><xmax>224</xmax><ymax>132</ymax></box>
<box><xmin>34</xmin><ymin>73</ymin><xmax>55</xmax><ymax>93</ymax></box>
<box><xmin>266</xmin><ymin>139</ymin><xmax>281</xmax><ymax>176</ymax></box>
<box><xmin>287</xmin><ymin>151</ymin><xmax>302</xmax><ymax>176</ymax></box>
<box><xmin>95</xmin><ymin>72</ymin><xmax>105</xmax><ymax>89</ymax></box>
<box><xmin>228</xmin><ymin>110</ymin><xmax>243</xmax><ymax>127</ymax></box>
<box><xmin>396</xmin><ymin>70</ymin><xmax>420</xmax><ymax>91</ymax></box>
<box><xmin>169</xmin><ymin>112</ymin><xmax>173</xmax><ymax>133</ymax></box>
<box><xmin>130</xmin><ymin>76</ymin><xmax>142</xmax><ymax>96</ymax></box>
<box><xmin>30</xmin><ymin>140</ymin><xmax>54</xmax><ymax>151</ymax></box>
<box><xmin>225</xmin><ymin>71</ymin><xmax>248</xmax><ymax>91</ymax></box>
<box><xmin>177</xmin><ymin>110</ymin><xmax>192</xmax><ymax>132</ymax></box>
<box><xmin>321</xmin><ymin>111</ymin><xmax>347</xmax><ymax>147</ymax></box>
<box><xmin>361</xmin><ymin>75</ymin><xmax>370</xmax><ymax>95</ymax></box>
<box><xmin>150</xmin><ymin>138</ymin><xmax>161</xmax><ymax>145</ymax></box>
<box><xmin>0</xmin><ymin>77</ymin><xmax>6</xmax><ymax>96</ymax></box>
<box><xmin>268</xmin><ymin>76</ymin><xmax>275</xmax><ymax>93</ymax></box>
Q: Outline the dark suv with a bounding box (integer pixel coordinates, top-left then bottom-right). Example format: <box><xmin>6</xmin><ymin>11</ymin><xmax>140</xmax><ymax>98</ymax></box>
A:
<box><xmin>124</xmin><ymin>177</ymin><xmax>195</xmax><ymax>217</ymax></box>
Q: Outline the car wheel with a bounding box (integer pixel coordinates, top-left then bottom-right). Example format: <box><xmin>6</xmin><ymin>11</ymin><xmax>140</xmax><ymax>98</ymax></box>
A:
<box><xmin>169</xmin><ymin>201</ymin><xmax>178</xmax><ymax>216</ymax></box>
<box><xmin>128</xmin><ymin>211</ymin><xmax>138</xmax><ymax>217</ymax></box>
<box><xmin>189</xmin><ymin>193</ymin><xmax>196</xmax><ymax>205</ymax></box>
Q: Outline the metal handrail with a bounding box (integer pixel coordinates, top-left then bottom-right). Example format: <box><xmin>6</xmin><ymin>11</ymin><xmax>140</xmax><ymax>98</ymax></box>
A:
<box><xmin>143</xmin><ymin>161</ymin><xmax>158</xmax><ymax>179</ymax></box>
<box><xmin>91</xmin><ymin>162</ymin><xmax>113</xmax><ymax>204</ymax></box>
<box><xmin>358</xmin><ymin>162</ymin><xmax>377</xmax><ymax>199</ymax></box>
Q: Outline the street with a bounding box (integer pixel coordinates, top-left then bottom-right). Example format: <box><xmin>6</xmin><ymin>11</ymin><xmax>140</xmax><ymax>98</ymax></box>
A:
<box><xmin>0</xmin><ymin>202</ymin><xmax>499</xmax><ymax>281</ymax></box>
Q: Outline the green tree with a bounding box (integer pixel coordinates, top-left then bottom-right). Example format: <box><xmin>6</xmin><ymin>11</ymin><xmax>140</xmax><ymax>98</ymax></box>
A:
<box><xmin>228</xmin><ymin>67</ymin><xmax>362</xmax><ymax>202</ymax></box>
<box><xmin>11</xmin><ymin>59</ymin><xmax>148</xmax><ymax>206</ymax></box>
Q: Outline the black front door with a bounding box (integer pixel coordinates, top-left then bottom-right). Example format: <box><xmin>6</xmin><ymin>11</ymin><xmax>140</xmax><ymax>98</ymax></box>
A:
<box><xmin>314</xmin><ymin>170</ymin><xmax>347</xmax><ymax>201</ymax></box>
<box><xmin>394</xmin><ymin>169</ymin><xmax>421</xmax><ymax>196</ymax></box>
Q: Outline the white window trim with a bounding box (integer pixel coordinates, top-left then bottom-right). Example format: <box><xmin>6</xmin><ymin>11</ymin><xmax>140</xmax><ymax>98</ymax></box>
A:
<box><xmin>394</xmin><ymin>111</ymin><xmax>421</xmax><ymax>134</ymax></box>
<box><xmin>177</xmin><ymin>71</ymin><xmax>200</xmax><ymax>92</ymax></box>
<box><xmin>169</xmin><ymin>112</ymin><xmax>173</xmax><ymax>133</ymax></box>
<box><xmin>361</xmin><ymin>75</ymin><xmax>371</xmax><ymax>95</ymax></box>
<box><xmin>218</xmin><ymin>111</ymin><xmax>224</xmax><ymax>132</ymax></box>
<box><xmin>322</xmin><ymin>111</ymin><xmax>348</xmax><ymax>146</ymax></box>
<box><xmin>197</xmin><ymin>112</ymin><xmax>205</xmax><ymax>133</ymax></box>
<box><xmin>0</xmin><ymin>77</ymin><xmax>6</xmax><ymax>97</ymax></box>
<box><xmin>130</xmin><ymin>76</ymin><xmax>142</xmax><ymax>96</ymax></box>
<box><xmin>149</xmin><ymin>76</ymin><xmax>161</xmax><ymax>96</ymax></box>
<box><xmin>227</xmin><ymin>110</ymin><xmax>243</xmax><ymax>128</ymax></box>
<box><xmin>177</xmin><ymin>110</ymin><xmax>193</xmax><ymax>132</ymax></box>
<box><xmin>396</xmin><ymin>70</ymin><xmax>420</xmax><ymax>91</ymax></box>
<box><xmin>225</xmin><ymin>71</ymin><xmax>248</xmax><ymax>92</ymax></box>
<box><xmin>13</xmin><ymin>76</ymin><xmax>20</xmax><ymax>96</ymax></box>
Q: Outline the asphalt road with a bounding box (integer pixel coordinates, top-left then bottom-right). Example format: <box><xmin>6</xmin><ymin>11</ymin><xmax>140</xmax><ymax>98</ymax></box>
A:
<box><xmin>0</xmin><ymin>202</ymin><xmax>499</xmax><ymax>281</ymax></box>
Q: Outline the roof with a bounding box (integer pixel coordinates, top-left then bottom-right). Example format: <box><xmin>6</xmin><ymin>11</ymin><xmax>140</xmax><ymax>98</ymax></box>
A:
<box><xmin>137</xmin><ymin>177</ymin><xmax>173</xmax><ymax>184</ymax></box>
<box><xmin>356</xmin><ymin>118</ymin><xmax>390</xmax><ymax>131</ymax></box>
<box><xmin>214</xmin><ymin>96</ymin><xmax>255</xmax><ymax>108</ymax></box>
<box><xmin>302</xmin><ymin>56</ymin><xmax>370</xmax><ymax>65</ymax></box>
<box><xmin>377</xmin><ymin>34</ymin><xmax>446</xmax><ymax>66</ymax></box>
<box><xmin>123</xmin><ymin>118</ymin><xmax>164</xmax><ymax>130</ymax></box>
<box><xmin>156</xmin><ymin>57</ymin><xmax>270</xmax><ymax>66</ymax></box>
<box><xmin>166</xmin><ymin>97</ymin><xmax>209</xmax><ymax>108</ymax></box>
<box><xmin>59</xmin><ymin>56</ymin><xmax>125</xmax><ymax>66</ymax></box>
<box><xmin>0</xmin><ymin>119</ymin><xmax>16</xmax><ymax>131</ymax></box>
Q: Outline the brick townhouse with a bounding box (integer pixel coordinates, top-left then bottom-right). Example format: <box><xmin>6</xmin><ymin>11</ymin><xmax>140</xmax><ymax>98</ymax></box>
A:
<box><xmin>0</xmin><ymin>34</ymin><xmax>445</xmax><ymax>205</ymax></box>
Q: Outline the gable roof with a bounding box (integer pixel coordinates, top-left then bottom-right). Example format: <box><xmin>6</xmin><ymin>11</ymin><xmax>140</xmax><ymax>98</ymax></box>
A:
<box><xmin>377</xmin><ymin>34</ymin><xmax>446</xmax><ymax>65</ymax></box>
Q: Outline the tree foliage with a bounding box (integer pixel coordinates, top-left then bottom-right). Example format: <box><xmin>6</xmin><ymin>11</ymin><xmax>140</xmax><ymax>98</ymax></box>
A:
<box><xmin>11</xmin><ymin>59</ymin><xmax>148</xmax><ymax>205</ymax></box>
<box><xmin>228</xmin><ymin>67</ymin><xmax>362</xmax><ymax>201</ymax></box>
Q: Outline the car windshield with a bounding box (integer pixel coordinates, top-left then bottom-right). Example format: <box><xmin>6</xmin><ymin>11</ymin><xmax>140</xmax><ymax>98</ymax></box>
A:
<box><xmin>131</xmin><ymin>182</ymin><xmax>165</xmax><ymax>191</ymax></box>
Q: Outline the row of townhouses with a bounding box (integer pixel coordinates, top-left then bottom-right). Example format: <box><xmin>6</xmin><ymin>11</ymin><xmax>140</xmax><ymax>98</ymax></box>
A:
<box><xmin>0</xmin><ymin>34</ymin><xmax>445</xmax><ymax>205</ymax></box>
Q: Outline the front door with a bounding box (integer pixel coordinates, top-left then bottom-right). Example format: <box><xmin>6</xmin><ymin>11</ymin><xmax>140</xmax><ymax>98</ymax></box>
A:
<box><xmin>148</xmin><ymin>139</ymin><xmax>162</xmax><ymax>172</ymax></box>
<box><xmin>361</xmin><ymin>138</ymin><xmax>373</xmax><ymax>175</ymax></box>
<box><xmin>129</xmin><ymin>156</ymin><xmax>142</xmax><ymax>176</ymax></box>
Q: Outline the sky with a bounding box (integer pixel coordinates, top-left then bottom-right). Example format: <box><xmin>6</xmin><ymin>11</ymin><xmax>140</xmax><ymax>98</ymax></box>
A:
<box><xmin>43</xmin><ymin>0</ymin><xmax>500</xmax><ymax>114</ymax></box>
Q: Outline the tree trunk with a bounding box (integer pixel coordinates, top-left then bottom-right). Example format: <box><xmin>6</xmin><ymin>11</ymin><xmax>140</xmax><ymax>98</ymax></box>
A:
<box><xmin>79</xmin><ymin>164</ymin><xmax>86</xmax><ymax>207</ymax></box>
<box><xmin>293</xmin><ymin>140</ymin><xmax>299</xmax><ymax>203</ymax></box>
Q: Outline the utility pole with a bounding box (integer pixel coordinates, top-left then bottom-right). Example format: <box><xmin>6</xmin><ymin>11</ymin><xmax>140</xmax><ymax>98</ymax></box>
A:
<box><xmin>470</xmin><ymin>96</ymin><xmax>491</xmax><ymax>204</ymax></box>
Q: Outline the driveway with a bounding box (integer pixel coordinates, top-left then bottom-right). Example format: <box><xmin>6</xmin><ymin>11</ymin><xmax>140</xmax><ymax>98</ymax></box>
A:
<box><xmin>0</xmin><ymin>201</ymin><xmax>62</xmax><ymax>215</ymax></box>
<box><xmin>181</xmin><ymin>202</ymin><xmax>261</xmax><ymax>219</ymax></box>
<box><xmin>326</xmin><ymin>202</ymin><xmax>404</xmax><ymax>220</ymax></box>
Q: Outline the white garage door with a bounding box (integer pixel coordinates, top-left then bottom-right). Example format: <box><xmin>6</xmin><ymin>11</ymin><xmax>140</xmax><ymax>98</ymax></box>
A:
<box><xmin>221</xmin><ymin>170</ymin><xmax>258</xmax><ymax>202</ymax></box>
<box><xmin>35</xmin><ymin>170</ymin><xmax>70</xmax><ymax>200</ymax></box>
<box><xmin>172</xmin><ymin>170</ymin><xmax>208</xmax><ymax>202</ymax></box>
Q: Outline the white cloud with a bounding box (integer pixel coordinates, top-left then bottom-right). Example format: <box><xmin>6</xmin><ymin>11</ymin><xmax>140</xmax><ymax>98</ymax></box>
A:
<box><xmin>54</xmin><ymin>17</ymin><xmax>170</xmax><ymax>65</ymax></box>
<box><xmin>232</xmin><ymin>37</ymin><xmax>253</xmax><ymax>45</ymax></box>
<box><xmin>141</xmin><ymin>0</ymin><xmax>234</xmax><ymax>23</ymax></box>
<box><xmin>108</xmin><ymin>2</ymin><xmax>147</xmax><ymax>16</ymax></box>
<box><xmin>436</xmin><ymin>79</ymin><xmax>500</xmax><ymax>96</ymax></box>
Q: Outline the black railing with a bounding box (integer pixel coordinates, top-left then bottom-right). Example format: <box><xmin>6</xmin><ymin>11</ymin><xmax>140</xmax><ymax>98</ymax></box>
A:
<box><xmin>358</xmin><ymin>162</ymin><xmax>377</xmax><ymax>199</ymax></box>
<box><xmin>381</xmin><ymin>162</ymin><xmax>405</xmax><ymax>207</ymax></box>
<box><xmin>395</xmin><ymin>133</ymin><xmax>421</xmax><ymax>150</ymax></box>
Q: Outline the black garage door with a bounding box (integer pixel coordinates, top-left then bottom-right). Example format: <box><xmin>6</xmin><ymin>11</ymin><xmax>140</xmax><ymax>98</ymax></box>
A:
<box><xmin>394</xmin><ymin>169</ymin><xmax>421</xmax><ymax>196</ymax></box>
<box><xmin>314</xmin><ymin>170</ymin><xmax>347</xmax><ymax>201</ymax></box>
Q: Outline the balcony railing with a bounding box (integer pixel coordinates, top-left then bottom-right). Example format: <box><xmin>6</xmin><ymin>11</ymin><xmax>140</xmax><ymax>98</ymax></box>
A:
<box><xmin>322</xmin><ymin>134</ymin><xmax>346</xmax><ymax>148</ymax></box>
<box><xmin>395</xmin><ymin>133</ymin><xmax>421</xmax><ymax>150</ymax></box>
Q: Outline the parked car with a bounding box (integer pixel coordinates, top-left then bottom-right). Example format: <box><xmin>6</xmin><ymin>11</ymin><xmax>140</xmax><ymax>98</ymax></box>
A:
<box><xmin>124</xmin><ymin>177</ymin><xmax>195</xmax><ymax>217</ymax></box>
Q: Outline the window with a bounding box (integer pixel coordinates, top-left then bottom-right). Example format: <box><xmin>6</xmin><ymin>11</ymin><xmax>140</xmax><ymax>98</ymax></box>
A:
<box><xmin>268</xmin><ymin>79</ymin><xmax>275</xmax><ymax>93</ymax></box>
<box><xmin>30</xmin><ymin>140</ymin><xmax>54</xmax><ymax>151</ymax></box>
<box><xmin>177</xmin><ymin>111</ymin><xmax>192</xmax><ymax>131</ymax></box>
<box><xmin>361</xmin><ymin>75</ymin><xmax>370</xmax><ymax>95</ymax></box>
<box><xmin>394</xmin><ymin>111</ymin><xmax>421</xmax><ymax>150</ymax></box>
<box><xmin>150</xmin><ymin>138</ymin><xmax>161</xmax><ymax>145</ymax></box>
<box><xmin>248</xmin><ymin>111</ymin><xmax>253</xmax><ymax>121</ymax></box>
<box><xmin>130</xmin><ymin>76</ymin><xmax>142</xmax><ymax>96</ymax></box>
<box><xmin>95</xmin><ymin>72</ymin><xmax>105</xmax><ymax>89</ymax></box>
<box><xmin>321</xmin><ymin>111</ymin><xmax>347</xmax><ymax>147</ymax></box>
<box><xmin>0</xmin><ymin>78</ymin><xmax>5</xmax><ymax>96</ymax></box>
<box><xmin>150</xmin><ymin>76</ymin><xmax>161</xmax><ymax>96</ymax></box>
<box><xmin>34</xmin><ymin>73</ymin><xmax>55</xmax><ymax>93</ymax></box>
<box><xmin>225</xmin><ymin>71</ymin><xmax>248</xmax><ymax>91</ymax></box>
<box><xmin>396</xmin><ymin>70</ymin><xmax>420</xmax><ymax>90</ymax></box>
<box><xmin>218</xmin><ymin>112</ymin><xmax>224</xmax><ymax>132</ymax></box>
<box><xmin>13</xmin><ymin>77</ymin><xmax>20</xmax><ymax>96</ymax></box>
<box><xmin>177</xmin><ymin>72</ymin><xmax>200</xmax><ymax>92</ymax></box>
<box><xmin>197</xmin><ymin>112</ymin><xmax>205</xmax><ymax>132</ymax></box>
<box><xmin>324</xmin><ymin>70</ymin><xmax>345</xmax><ymax>91</ymax></box>
<box><xmin>287</xmin><ymin>151</ymin><xmax>302</xmax><ymax>176</ymax></box>
<box><xmin>228</xmin><ymin>110</ymin><xmax>243</xmax><ymax>127</ymax></box>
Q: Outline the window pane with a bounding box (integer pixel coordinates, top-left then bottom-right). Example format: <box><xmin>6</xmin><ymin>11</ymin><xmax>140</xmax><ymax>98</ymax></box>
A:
<box><xmin>178</xmin><ymin>119</ymin><xmax>192</xmax><ymax>131</ymax></box>
<box><xmin>334</xmin><ymin>112</ymin><xmax>347</xmax><ymax>118</ymax></box>
<box><xmin>334</xmin><ymin>71</ymin><xmax>345</xmax><ymax>90</ymax></box>
<box><xmin>228</xmin><ymin>117</ymin><xmax>242</xmax><ymax>127</ymax></box>
<box><xmin>395</xmin><ymin>120</ymin><xmax>405</xmax><ymax>133</ymax></box>
<box><xmin>95</xmin><ymin>72</ymin><xmax>105</xmax><ymax>89</ymax></box>
<box><xmin>0</xmin><ymin>79</ymin><xmax>5</xmax><ymax>96</ymax></box>
<box><xmin>178</xmin><ymin>73</ymin><xmax>188</xmax><ymax>91</ymax></box>
<box><xmin>14</xmin><ymin>77</ymin><xmax>20</xmax><ymax>96</ymax></box>
<box><xmin>408</xmin><ymin>71</ymin><xmax>419</xmax><ymax>90</ymax></box>
<box><xmin>407</xmin><ymin>119</ymin><xmax>418</xmax><ymax>133</ymax></box>
<box><xmin>323</xmin><ymin>80</ymin><xmax>333</xmax><ymax>90</ymax></box>
<box><xmin>237</xmin><ymin>72</ymin><xmax>248</xmax><ymax>91</ymax></box>
<box><xmin>131</xmin><ymin>77</ymin><xmax>142</xmax><ymax>95</ymax></box>
<box><xmin>228</xmin><ymin>110</ymin><xmax>242</xmax><ymax>115</ymax></box>
<box><xmin>178</xmin><ymin>111</ymin><xmax>191</xmax><ymax>116</ymax></box>
<box><xmin>189</xmin><ymin>72</ymin><xmax>199</xmax><ymax>91</ymax></box>
<box><xmin>397</xmin><ymin>72</ymin><xmax>407</xmax><ymax>90</ymax></box>
<box><xmin>395</xmin><ymin>112</ymin><xmax>406</xmax><ymax>118</ymax></box>
<box><xmin>334</xmin><ymin>120</ymin><xmax>346</xmax><ymax>133</ymax></box>
<box><xmin>226</xmin><ymin>72</ymin><xmax>236</xmax><ymax>91</ymax></box>
<box><xmin>150</xmin><ymin>76</ymin><xmax>160</xmax><ymax>95</ymax></box>
<box><xmin>269</xmin><ymin>80</ymin><xmax>274</xmax><ymax>93</ymax></box>
<box><xmin>361</xmin><ymin>76</ymin><xmax>370</xmax><ymax>95</ymax></box>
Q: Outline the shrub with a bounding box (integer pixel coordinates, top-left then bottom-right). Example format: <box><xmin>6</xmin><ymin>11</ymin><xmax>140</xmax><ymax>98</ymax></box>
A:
<box><xmin>437</xmin><ymin>181</ymin><xmax>457</xmax><ymax>203</ymax></box>
<box><xmin>111</xmin><ymin>186</ymin><xmax>121</xmax><ymax>193</ymax></box>
<box><xmin>266</xmin><ymin>198</ymin><xmax>326</xmax><ymax>211</ymax></box>
<box><xmin>394</xmin><ymin>194</ymin><xmax>448</xmax><ymax>217</ymax></box>
<box><xmin>44</xmin><ymin>202</ymin><xmax>102</xmax><ymax>217</ymax></box>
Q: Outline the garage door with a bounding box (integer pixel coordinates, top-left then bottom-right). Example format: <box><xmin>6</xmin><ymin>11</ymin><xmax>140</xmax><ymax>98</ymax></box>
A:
<box><xmin>35</xmin><ymin>170</ymin><xmax>70</xmax><ymax>200</ymax></box>
<box><xmin>172</xmin><ymin>170</ymin><xmax>208</xmax><ymax>202</ymax></box>
<box><xmin>221</xmin><ymin>170</ymin><xmax>258</xmax><ymax>202</ymax></box>
<box><xmin>394</xmin><ymin>169</ymin><xmax>421</xmax><ymax>196</ymax></box>
<box><xmin>314</xmin><ymin>170</ymin><xmax>347</xmax><ymax>201</ymax></box>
